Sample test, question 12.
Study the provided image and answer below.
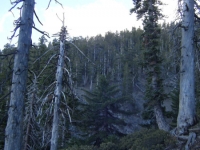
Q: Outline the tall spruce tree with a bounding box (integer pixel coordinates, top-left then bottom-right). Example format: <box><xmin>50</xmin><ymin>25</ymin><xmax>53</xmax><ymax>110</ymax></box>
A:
<box><xmin>131</xmin><ymin>0</ymin><xmax>170</xmax><ymax>131</ymax></box>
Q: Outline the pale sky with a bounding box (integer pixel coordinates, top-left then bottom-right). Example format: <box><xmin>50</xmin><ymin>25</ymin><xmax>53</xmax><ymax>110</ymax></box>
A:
<box><xmin>0</xmin><ymin>0</ymin><xmax>177</xmax><ymax>50</ymax></box>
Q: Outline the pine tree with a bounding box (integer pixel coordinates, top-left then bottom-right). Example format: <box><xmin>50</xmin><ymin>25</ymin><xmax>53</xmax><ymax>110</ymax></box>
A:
<box><xmin>131</xmin><ymin>0</ymin><xmax>170</xmax><ymax>131</ymax></box>
<box><xmin>170</xmin><ymin>88</ymin><xmax>179</xmax><ymax>127</ymax></box>
<box><xmin>80</xmin><ymin>76</ymin><xmax>129</xmax><ymax>146</ymax></box>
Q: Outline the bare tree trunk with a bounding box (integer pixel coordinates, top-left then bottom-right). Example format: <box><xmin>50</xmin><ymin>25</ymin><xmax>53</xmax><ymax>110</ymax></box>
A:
<box><xmin>154</xmin><ymin>102</ymin><xmax>170</xmax><ymax>131</ymax></box>
<box><xmin>51</xmin><ymin>40</ymin><xmax>65</xmax><ymax>150</ymax></box>
<box><xmin>4</xmin><ymin>1</ymin><xmax>34</xmax><ymax>150</ymax></box>
<box><xmin>152</xmin><ymin>72</ymin><xmax>170</xmax><ymax>131</ymax></box>
<box><xmin>177</xmin><ymin>0</ymin><xmax>196</xmax><ymax>135</ymax></box>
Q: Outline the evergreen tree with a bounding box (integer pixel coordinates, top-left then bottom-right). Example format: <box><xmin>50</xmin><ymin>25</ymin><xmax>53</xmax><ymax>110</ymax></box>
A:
<box><xmin>80</xmin><ymin>76</ymin><xmax>129</xmax><ymax>146</ymax></box>
<box><xmin>170</xmin><ymin>88</ymin><xmax>179</xmax><ymax>127</ymax></box>
<box><xmin>131</xmin><ymin>0</ymin><xmax>170</xmax><ymax>131</ymax></box>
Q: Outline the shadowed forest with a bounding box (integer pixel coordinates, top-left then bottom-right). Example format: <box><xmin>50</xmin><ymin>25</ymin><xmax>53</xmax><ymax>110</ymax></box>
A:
<box><xmin>1</xmin><ymin>0</ymin><xmax>200</xmax><ymax>150</ymax></box>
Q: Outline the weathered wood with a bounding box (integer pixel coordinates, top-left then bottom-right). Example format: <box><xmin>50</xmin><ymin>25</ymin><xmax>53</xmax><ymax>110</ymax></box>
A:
<box><xmin>154</xmin><ymin>101</ymin><xmax>170</xmax><ymax>131</ymax></box>
<box><xmin>178</xmin><ymin>135</ymin><xmax>189</xmax><ymax>140</ymax></box>
<box><xmin>51</xmin><ymin>24</ymin><xmax>67</xmax><ymax>150</ymax></box>
<box><xmin>4</xmin><ymin>0</ymin><xmax>34</xmax><ymax>150</ymax></box>
<box><xmin>185</xmin><ymin>132</ymin><xmax>196</xmax><ymax>150</ymax></box>
<box><xmin>50</xmin><ymin>41</ymin><xmax>65</xmax><ymax>150</ymax></box>
<box><xmin>189</xmin><ymin>128</ymin><xmax>200</xmax><ymax>133</ymax></box>
<box><xmin>177</xmin><ymin>0</ymin><xmax>196</xmax><ymax>135</ymax></box>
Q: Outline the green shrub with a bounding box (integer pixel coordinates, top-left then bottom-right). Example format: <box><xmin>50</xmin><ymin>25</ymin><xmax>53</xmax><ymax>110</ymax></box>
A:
<box><xmin>65</xmin><ymin>145</ymin><xmax>94</xmax><ymax>150</ymax></box>
<box><xmin>65</xmin><ymin>129</ymin><xmax>176</xmax><ymax>150</ymax></box>
<box><xmin>119</xmin><ymin>129</ymin><xmax>176</xmax><ymax>150</ymax></box>
<box><xmin>99</xmin><ymin>142</ymin><xmax>118</xmax><ymax>150</ymax></box>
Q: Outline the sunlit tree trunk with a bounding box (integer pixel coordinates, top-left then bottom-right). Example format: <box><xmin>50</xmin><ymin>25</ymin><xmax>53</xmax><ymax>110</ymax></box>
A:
<box><xmin>177</xmin><ymin>0</ymin><xmax>196</xmax><ymax>135</ymax></box>
<box><xmin>4</xmin><ymin>0</ymin><xmax>34</xmax><ymax>150</ymax></box>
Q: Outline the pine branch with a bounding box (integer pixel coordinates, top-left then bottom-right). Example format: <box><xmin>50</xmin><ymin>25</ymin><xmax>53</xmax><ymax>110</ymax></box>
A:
<box><xmin>34</xmin><ymin>10</ymin><xmax>43</xmax><ymax>26</ymax></box>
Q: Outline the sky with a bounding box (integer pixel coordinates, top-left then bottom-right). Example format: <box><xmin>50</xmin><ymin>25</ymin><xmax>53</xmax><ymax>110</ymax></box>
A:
<box><xmin>0</xmin><ymin>0</ymin><xmax>178</xmax><ymax>50</ymax></box>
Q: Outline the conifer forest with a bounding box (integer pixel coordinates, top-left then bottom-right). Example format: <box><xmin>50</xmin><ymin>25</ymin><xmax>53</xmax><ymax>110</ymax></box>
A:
<box><xmin>1</xmin><ymin>0</ymin><xmax>200</xmax><ymax>149</ymax></box>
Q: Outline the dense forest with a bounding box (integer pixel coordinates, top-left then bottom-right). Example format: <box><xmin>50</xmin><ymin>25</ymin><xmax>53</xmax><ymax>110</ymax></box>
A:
<box><xmin>1</xmin><ymin>0</ymin><xmax>200</xmax><ymax>150</ymax></box>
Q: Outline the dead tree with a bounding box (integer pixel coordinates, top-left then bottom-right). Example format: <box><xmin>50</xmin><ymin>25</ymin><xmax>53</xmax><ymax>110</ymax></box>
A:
<box><xmin>51</xmin><ymin>15</ymin><xmax>67</xmax><ymax>150</ymax></box>
<box><xmin>4</xmin><ymin>0</ymin><xmax>60</xmax><ymax>149</ymax></box>
<box><xmin>177</xmin><ymin>0</ymin><xmax>196</xmax><ymax>135</ymax></box>
<box><xmin>4</xmin><ymin>1</ymin><xmax>35</xmax><ymax>149</ymax></box>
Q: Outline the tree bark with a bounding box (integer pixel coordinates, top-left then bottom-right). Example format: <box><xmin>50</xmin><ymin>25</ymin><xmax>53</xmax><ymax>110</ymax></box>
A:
<box><xmin>51</xmin><ymin>41</ymin><xmax>65</xmax><ymax>150</ymax></box>
<box><xmin>177</xmin><ymin>0</ymin><xmax>196</xmax><ymax>135</ymax></box>
<box><xmin>152</xmin><ymin>70</ymin><xmax>170</xmax><ymax>131</ymax></box>
<box><xmin>154</xmin><ymin>102</ymin><xmax>170</xmax><ymax>131</ymax></box>
<box><xmin>4</xmin><ymin>0</ymin><xmax>34</xmax><ymax>150</ymax></box>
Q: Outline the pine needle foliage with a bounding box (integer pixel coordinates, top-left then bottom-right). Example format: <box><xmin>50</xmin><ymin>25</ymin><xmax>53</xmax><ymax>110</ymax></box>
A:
<box><xmin>79</xmin><ymin>75</ymin><xmax>129</xmax><ymax>146</ymax></box>
<box><xmin>131</xmin><ymin>0</ymin><xmax>169</xmax><ymax>131</ymax></box>
<box><xmin>169</xmin><ymin>88</ymin><xmax>179</xmax><ymax>126</ymax></box>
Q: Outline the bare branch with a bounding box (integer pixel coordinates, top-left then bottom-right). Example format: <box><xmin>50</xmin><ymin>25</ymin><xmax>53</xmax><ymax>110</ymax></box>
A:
<box><xmin>8</xmin><ymin>25</ymin><xmax>20</xmax><ymax>40</ymax></box>
<box><xmin>10</xmin><ymin>11</ymin><xmax>15</xmax><ymax>17</ymax></box>
<box><xmin>32</xmin><ymin>49</ymin><xmax>53</xmax><ymax>64</ymax></box>
<box><xmin>46</xmin><ymin>0</ymin><xmax>52</xmax><ymax>10</ymax></box>
<box><xmin>55</xmin><ymin>0</ymin><xmax>63</xmax><ymax>8</ymax></box>
<box><xmin>34</xmin><ymin>10</ymin><xmax>43</xmax><ymax>26</ymax></box>
<box><xmin>39</xmin><ymin>84</ymin><xmax>55</xmax><ymax>104</ymax></box>
<box><xmin>8</xmin><ymin>17</ymin><xmax>23</xmax><ymax>40</ymax></box>
<box><xmin>32</xmin><ymin>26</ymin><xmax>50</xmax><ymax>38</ymax></box>
<box><xmin>56</xmin><ymin>13</ymin><xmax>63</xmax><ymax>23</ymax></box>
<box><xmin>63</xmin><ymin>68</ymin><xmax>70</xmax><ymax>76</ymax></box>
<box><xmin>37</xmin><ymin>54</ymin><xmax>57</xmax><ymax>78</ymax></box>
<box><xmin>69</xmin><ymin>41</ymin><xmax>95</xmax><ymax>65</ymax></box>
<box><xmin>61</xmin><ymin>91</ymin><xmax>72</xmax><ymax>123</ymax></box>
<box><xmin>9</xmin><ymin>0</ymin><xmax>24</xmax><ymax>12</ymax></box>
<box><xmin>52</xmin><ymin>32</ymin><xmax>60</xmax><ymax>37</ymax></box>
<box><xmin>64</xmin><ymin>56</ymin><xmax>70</xmax><ymax>62</ymax></box>
<box><xmin>46</xmin><ymin>0</ymin><xmax>63</xmax><ymax>10</ymax></box>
